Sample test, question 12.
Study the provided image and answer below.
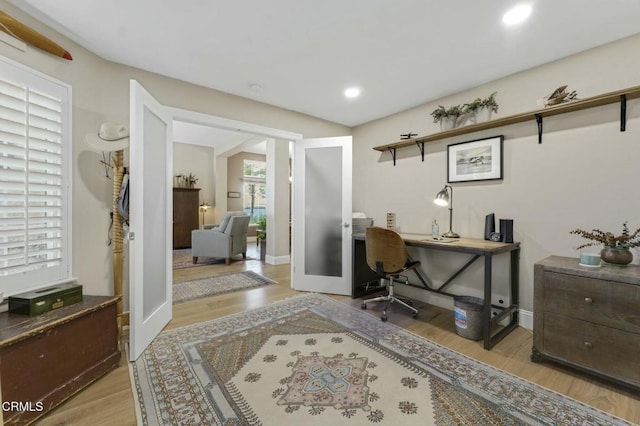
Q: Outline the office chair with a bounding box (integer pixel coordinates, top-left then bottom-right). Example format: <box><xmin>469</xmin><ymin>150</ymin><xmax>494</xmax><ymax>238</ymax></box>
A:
<box><xmin>361</xmin><ymin>227</ymin><xmax>420</xmax><ymax>321</ymax></box>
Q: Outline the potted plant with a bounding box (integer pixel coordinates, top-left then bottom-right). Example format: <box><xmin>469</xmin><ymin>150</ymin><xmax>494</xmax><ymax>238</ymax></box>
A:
<box><xmin>476</xmin><ymin>92</ymin><xmax>499</xmax><ymax>122</ymax></box>
<box><xmin>570</xmin><ymin>222</ymin><xmax>640</xmax><ymax>265</ymax></box>
<box><xmin>431</xmin><ymin>104</ymin><xmax>463</xmax><ymax>131</ymax></box>
<box><xmin>256</xmin><ymin>216</ymin><xmax>267</xmax><ymax>261</ymax></box>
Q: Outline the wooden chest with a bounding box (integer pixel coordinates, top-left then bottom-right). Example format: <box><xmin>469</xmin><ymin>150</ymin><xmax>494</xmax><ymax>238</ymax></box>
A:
<box><xmin>532</xmin><ymin>256</ymin><xmax>640</xmax><ymax>391</ymax></box>
<box><xmin>0</xmin><ymin>295</ymin><xmax>120</xmax><ymax>425</ymax></box>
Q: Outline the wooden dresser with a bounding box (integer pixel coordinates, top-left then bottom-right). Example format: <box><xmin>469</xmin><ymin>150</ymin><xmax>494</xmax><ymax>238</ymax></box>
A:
<box><xmin>532</xmin><ymin>256</ymin><xmax>640</xmax><ymax>391</ymax></box>
<box><xmin>173</xmin><ymin>187</ymin><xmax>200</xmax><ymax>249</ymax></box>
<box><xmin>0</xmin><ymin>295</ymin><xmax>120</xmax><ymax>425</ymax></box>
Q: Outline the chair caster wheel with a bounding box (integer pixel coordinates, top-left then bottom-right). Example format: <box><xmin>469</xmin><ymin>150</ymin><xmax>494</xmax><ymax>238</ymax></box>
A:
<box><xmin>412</xmin><ymin>313</ymin><xmax>418</xmax><ymax>319</ymax></box>
<box><xmin>361</xmin><ymin>303</ymin><xmax>367</xmax><ymax>310</ymax></box>
<box><xmin>381</xmin><ymin>315</ymin><xmax>387</xmax><ymax>322</ymax></box>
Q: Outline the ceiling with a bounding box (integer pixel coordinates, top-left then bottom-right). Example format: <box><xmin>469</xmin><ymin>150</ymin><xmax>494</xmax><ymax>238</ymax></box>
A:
<box><xmin>9</xmin><ymin>0</ymin><xmax>640</xmax><ymax>127</ymax></box>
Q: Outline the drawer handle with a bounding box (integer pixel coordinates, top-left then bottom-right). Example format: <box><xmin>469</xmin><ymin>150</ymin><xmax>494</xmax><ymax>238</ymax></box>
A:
<box><xmin>584</xmin><ymin>341</ymin><xmax>593</xmax><ymax>349</ymax></box>
<box><xmin>584</xmin><ymin>297</ymin><xmax>593</xmax><ymax>304</ymax></box>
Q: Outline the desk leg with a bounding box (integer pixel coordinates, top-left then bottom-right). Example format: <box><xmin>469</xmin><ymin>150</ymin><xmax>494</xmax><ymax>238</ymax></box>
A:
<box><xmin>510</xmin><ymin>248</ymin><xmax>520</xmax><ymax>323</ymax></box>
<box><xmin>483</xmin><ymin>254</ymin><xmax>493</xmax><ymax>350</ymax></box>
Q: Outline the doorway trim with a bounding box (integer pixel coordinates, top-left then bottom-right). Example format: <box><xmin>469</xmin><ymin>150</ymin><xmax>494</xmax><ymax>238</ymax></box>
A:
<box><xmin>167</xmin><ymin>107</ymin><xmax>302</xmax><ymax>141</ymax></box>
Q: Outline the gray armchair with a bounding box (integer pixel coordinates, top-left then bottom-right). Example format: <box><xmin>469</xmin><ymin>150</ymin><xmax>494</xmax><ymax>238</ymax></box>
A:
<box><xmin>191</xmin><ymin>212</ymin><xmax>250</xmax><ymax>265</ymax></box>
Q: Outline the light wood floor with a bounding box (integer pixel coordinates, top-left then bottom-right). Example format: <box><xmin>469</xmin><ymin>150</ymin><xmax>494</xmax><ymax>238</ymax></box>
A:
<box><xmin>38</xmin><ymin>248</ymin><xmax>640</xmax><ymax>425</ymax></box>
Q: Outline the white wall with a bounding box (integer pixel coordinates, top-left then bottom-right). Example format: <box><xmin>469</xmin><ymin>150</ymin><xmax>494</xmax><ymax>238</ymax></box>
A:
<box><xmin>0</xmin><ymin>0</ymin><xmax>350</xmax><ymax>303</ymax></box>
<box><xmin>352</xmin><ymin>34</ymin><xmax>640</xmax><ymax>313</ymax></box>
<box><xmin>173</xmin><ymin>143</ymin><xmax>215</xmax><ymax>225</ymax></box>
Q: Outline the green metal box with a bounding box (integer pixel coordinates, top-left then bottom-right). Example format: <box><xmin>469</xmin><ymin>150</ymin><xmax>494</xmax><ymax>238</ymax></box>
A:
<box><xmin>8</xmin><ymin>283</ymin><xmax>83</xmax><ymax>316</ymax></box>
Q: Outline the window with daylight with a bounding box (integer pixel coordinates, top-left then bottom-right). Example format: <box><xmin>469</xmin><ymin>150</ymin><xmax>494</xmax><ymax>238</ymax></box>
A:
<box><xmin>0</xmin><ymin>57</ymin><xmax>72</xmax><ymax>297</ymax></box>
<box><xmin>242</xmin><ymin>159</ymin><xmax>266</xmax><ymax>224</ymax></box>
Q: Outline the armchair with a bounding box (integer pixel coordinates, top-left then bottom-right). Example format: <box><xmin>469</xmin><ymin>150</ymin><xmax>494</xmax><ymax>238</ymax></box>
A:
<box><xmin>191</xmin><ymin>212</ymin><xmax>250</xmax><ymax>265</ymax></box>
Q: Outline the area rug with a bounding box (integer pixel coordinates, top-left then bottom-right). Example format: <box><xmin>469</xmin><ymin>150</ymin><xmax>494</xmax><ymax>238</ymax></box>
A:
<box><xmin>130</xmin><ymin>294</ymin><xmax>631</xmax><ymax>425</ymax></box>
<box><xmin>173</xmin><ymin>271</ymin><xmax>276</xmax><ymax>303</ymax></box>
<box><xmin>173</xmin><ymin>248</ymin><xmax>219</xmax><ymax>268</ymax></box>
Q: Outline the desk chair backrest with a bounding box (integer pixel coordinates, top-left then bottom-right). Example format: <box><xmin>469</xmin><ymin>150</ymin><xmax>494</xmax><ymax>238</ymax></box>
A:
<box><xmin>365</xmin><ymin>227</ymin><xmax>408</xmax><ymax>275</ymax></box>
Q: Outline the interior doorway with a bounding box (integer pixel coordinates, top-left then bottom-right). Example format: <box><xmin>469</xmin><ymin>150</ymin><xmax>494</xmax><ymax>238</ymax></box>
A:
<box><xmin>168</xmin><ymin>106</ymin><xmax>302</xmax><ymax>266</ymax></box>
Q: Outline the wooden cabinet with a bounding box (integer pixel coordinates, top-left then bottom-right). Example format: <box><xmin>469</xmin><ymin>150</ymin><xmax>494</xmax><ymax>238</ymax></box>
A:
<box><xmin>173</xmin><ymin>187</ymin><xmax>200</xmax><ymax>249</ymax></box>
<box><xmin>532</xmin><ymin>256</ymin><xmax>640</xmax><ymax>391</ymax></box>
<box><xmin>0</xmin><ymin>296</ymin><xmax>120</xmax><ymax>425</ymax></box>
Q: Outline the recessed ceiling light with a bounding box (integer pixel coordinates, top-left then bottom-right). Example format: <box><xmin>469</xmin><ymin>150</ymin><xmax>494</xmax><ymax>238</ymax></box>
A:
<box><xmin>344</xmin><ymin>87</ymin><xmax>361</xmax><ymax>99</ymax></box>
<box><xmin>502</xmin><ymin>4</ymin><xmax>532</xmax><ymax>26</ymax></box>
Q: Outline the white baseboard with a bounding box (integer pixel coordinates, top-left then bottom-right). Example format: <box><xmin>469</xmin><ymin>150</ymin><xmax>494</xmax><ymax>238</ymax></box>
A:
<box><xmin>518</xmin><ymin>308</ymin><xmax>533</xmax><ymax>331</ymax></box>
<box><xmin>265</xmin><ymin>254</ymin><xmax>290</xmax><ymax>265</ymax></box>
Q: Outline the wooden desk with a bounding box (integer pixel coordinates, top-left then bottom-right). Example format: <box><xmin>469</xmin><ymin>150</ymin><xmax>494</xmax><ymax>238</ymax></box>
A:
<box><xmin>0</xmin><ymin>295</ymin><xmax>120</xmax><ymax>425</ymax></box>
<box><xmin>352</xmin><ymin>233</ymin><xmax>520</xmax><ymax>350</ymax></box>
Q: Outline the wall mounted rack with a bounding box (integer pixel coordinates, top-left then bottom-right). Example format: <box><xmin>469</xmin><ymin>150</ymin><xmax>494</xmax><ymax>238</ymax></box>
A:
<box><xmin>374</xmin><ymin>85</ymin><xmax>640</xmax><ymax>165</ymax></box>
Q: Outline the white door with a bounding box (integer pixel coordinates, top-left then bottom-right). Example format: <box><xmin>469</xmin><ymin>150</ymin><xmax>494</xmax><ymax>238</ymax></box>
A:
<box><xmin>129</xmin><ymin>80</ymin><xmax>173</xmax><ymax>361</ymax></box>
<box><xmin>292</xmin><ymin>136</ymin><xmax>352</xmax><ymax>295</ymax></box>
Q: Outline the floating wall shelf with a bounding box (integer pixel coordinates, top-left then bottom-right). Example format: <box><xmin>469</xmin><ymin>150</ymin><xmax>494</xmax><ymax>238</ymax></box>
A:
<box><xmin>374</xmin><ymin>85</ymin><xmax>640</xmax><ymax>165</ymax></box>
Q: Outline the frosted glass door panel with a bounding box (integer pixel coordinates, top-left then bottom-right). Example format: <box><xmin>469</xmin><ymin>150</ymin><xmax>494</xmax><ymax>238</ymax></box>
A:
<box><xmin>142</xmin><ymin>106</ymin><xmax>167</xmax><ymax>319</ymax></box>
<box><xmin>304</xmin><ymin>147</ymin><xmax>342</xmax><ymax>277</ymax></box>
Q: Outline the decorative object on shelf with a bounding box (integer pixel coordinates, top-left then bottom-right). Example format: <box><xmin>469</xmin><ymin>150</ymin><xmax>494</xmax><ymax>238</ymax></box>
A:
<box><xmin>227</xmin><ymin>191</ymin><xmax>241</xmax><ymax>198</ymax></box>
<box><xmin>433</xmin><ymin>185</ymin><xmax>459</xmax><ymax>238</ymax></box>
<box><xmin>175</xmin><ymin>173</ymin><xmax>198</xmax><ymax>188</ymax></box>
<box><xmin>462</xmin><ymin>92</ymin><xmax>499</xmax><ymax>124</ymax></box>
<box><xmin>538</xmin><ymin>85</ymin><xmax>578</xmax><ymax>107</ymax></box>
<box><xmin>570</xmin><ymin>221</ymin><xmax>640</xmax><ymax>265</ymax></box>
<box><xmin>579</xmin><ymin>252</ymin><xmax>601</xmax><ymax>267</ymax></box>
<box><xmin>447</xmin><ymin>135</ymin><xmax>504</xmax><ymax>183</ymax></box>
<box><xmin>400</xmin><ymin>132</ymin><xmax>417</xmax><ymax>140</ymax></box>
<box><xmin>199</xmin><ymin>202</ymin><xmax>209</xmax><ymax>226</ymax></box>
<box><xmin>431</xmin><ymin>219</ymin><xmax>439</xmax><ymax>237</ymax></box>
<box><xmin>0</xmin><ymin>11</ymin><xmax>73</xmax><ymax>60</ymax></box>
<box><xmin>431</xmin><ymin>105</ymin><xmax>463</xmax><ymax>131</ymax></box>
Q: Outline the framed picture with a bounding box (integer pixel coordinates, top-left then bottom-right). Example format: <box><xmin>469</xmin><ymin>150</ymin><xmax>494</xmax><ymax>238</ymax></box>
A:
<box><xmin>447</xmin><ymin>135</ymin><xmax>504</xmax><ymax>183</ymax></box>
<box><xmin>227</xmin><ymin>191</ymin><xmax>241</xmax><ymax>198</ymax></box>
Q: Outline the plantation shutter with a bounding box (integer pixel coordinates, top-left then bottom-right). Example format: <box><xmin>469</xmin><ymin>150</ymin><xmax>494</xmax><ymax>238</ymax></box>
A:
<box><xmin>0</xmin><ymin>57</ymin><xmax>72</xmax><ymax>296</ymax></box>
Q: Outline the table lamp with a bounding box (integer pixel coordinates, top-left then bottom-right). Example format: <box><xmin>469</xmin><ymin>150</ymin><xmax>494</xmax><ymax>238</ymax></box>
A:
<box><xmin>433</xmin><ymin>185</ymin><xmax>459</xmax><ymax>238</ymax></box>
<box><xmin>199</xmin><ymin>201</ymin><xmax>210</xmax><ymax>226</ymax></box>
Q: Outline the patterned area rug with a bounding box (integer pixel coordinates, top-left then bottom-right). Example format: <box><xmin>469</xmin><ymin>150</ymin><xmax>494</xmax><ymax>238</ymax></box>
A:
<box><xmin>173</xmin><ymin>271</ymin><xmax>276</xmax><ymax>303</ymax></box>
<box><xmin>173</xmin><ymin>248</ymin><xmax>255</xmax><ymax>269</ymax></box>
<box><xmin>173</xmin><ymin>248</ymin><xmax>219</xmax><ymax>268</ymax></box>
<box><xmin>130</xmin><ymin>294</ymin><xmax>631</xmax><ymax>425</ymax></box>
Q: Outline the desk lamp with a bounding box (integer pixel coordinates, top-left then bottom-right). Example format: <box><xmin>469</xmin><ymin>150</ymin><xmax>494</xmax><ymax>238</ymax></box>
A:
<box><xmin>199</xmin><ymin>202</ymin><xmax>210</xmax><ymax>227</ymax></box>
<box><xmin>433</xmin><ymin>185</ymin><xmax>459</xmax><ymax>238</ymax></box>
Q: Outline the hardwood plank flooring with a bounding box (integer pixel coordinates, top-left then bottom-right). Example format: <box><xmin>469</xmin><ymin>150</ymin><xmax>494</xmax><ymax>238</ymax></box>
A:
<box><xmin>37</xmin><ymin>249</ymin><xmax>640</xmax><ymax>425</ymax></box>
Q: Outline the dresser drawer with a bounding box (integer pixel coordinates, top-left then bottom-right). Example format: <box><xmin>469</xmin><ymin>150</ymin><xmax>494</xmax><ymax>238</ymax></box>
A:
<box><xmin>543</xmin><ymin>312</ymin><xmax>640</xmax><ymax>387</ymax></box>
<box><xmin>543</xmin><ymin>271</ymin><xmax>640</xmax><ymax>333</ymax></box>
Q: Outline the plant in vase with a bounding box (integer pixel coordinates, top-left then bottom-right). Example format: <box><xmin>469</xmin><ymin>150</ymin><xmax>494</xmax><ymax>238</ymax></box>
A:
<box><xmin>570</xmin><ymin>222</ymin><xmax>640</xmax><ymax>265</ymax></box>
<box><xmin>476</xmin><ymin>92</ymin><xmax>499</xmax><ymax>122</ymax></box>
<box><xmin>256</xmin><ymin>216</ymin><xmax>267</xmax><ymax>261</ymax></box>
<box><xmin>431</xmin><ymin>105</ymin><xmax>463</xmax><ymax>131</ymax></box>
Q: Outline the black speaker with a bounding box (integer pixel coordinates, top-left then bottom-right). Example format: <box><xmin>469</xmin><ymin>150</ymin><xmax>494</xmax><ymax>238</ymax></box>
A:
<box><xmin>484</xmin><ymin>213</ymin><xmax>495</xmax><ymax>240</ymax></box>
<box><xmin>500</xmin><ymin>219</ymin><xmax>514</xmax><ymax>243</ymax></box>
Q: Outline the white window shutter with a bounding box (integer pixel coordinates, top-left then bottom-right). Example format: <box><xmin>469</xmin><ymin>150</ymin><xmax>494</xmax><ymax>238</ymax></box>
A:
<box><xmin>0</xmin><ymin>57</ymin><xmax>72</xmax><ymax>296</ymax></box>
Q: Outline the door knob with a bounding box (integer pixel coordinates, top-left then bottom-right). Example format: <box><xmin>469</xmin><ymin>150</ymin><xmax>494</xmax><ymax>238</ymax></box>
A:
<box><xmin>344</xmin><ymin>222</ymin><xmax>350</xmax><ymax>228</ymax></box>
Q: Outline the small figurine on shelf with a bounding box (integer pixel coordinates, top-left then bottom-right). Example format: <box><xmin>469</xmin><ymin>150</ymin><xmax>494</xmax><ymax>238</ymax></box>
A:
<box><xmin>400</xmin><ymin>132</ymin><xmax>417</xmax><ymax>140</ymax></box>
